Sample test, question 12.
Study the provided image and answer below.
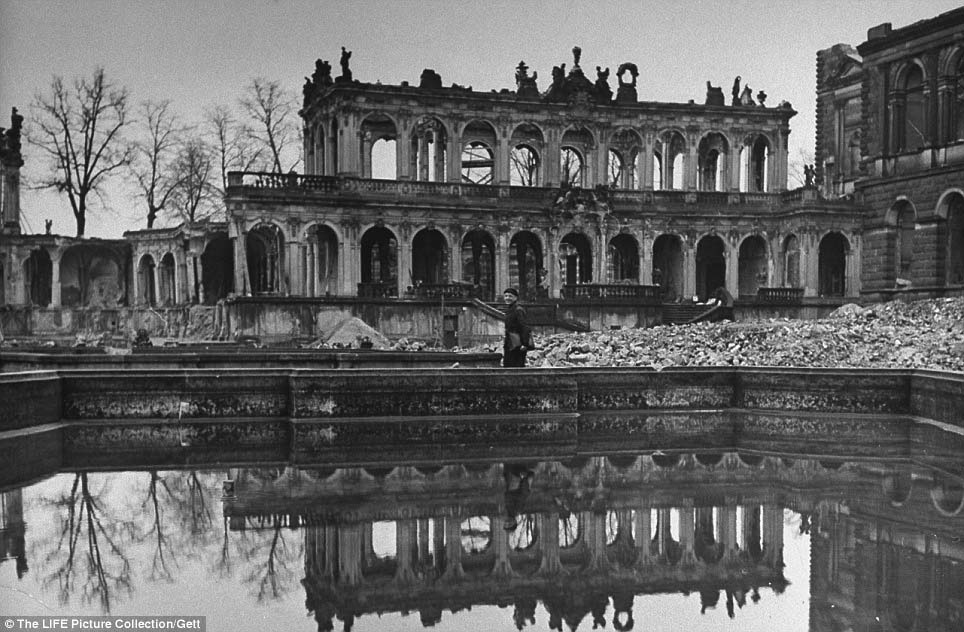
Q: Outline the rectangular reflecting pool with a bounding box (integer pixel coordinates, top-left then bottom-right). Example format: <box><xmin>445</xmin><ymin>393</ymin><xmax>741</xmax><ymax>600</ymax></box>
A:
<box><xmin>1</xmin><ymin>412</ymin><xmax>962</xmax><ymax>631</ymax></box>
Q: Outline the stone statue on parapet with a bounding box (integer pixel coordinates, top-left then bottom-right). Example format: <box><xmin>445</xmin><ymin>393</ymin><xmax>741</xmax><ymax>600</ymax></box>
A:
<box><xmin>45</xmin><ymin>219</ymin><xmax>53</xmax><ymax>235</ymax></box>
<box><xmin>705</xmin><ymin>81</ymin><xmax>725</xmax><ymax>106</ymax></box>
<box><xmin>572</xmin><ymin>46</ymin><xmax>582</xmax><ymax>68</ymax></box>
<box><xmin>757</xmin><ymin>90</ymin><xmax>767</xmax><ymax>106</ymax></box>
<box><xmin>615</xmin><ymin>62</ymin><xmax>639</xmax><ymax>104</ymax></box>
<box><xmin>595</xmin><ymin>66</ymin><xmax>612</xmax><ymax>103</ymax></box>
<box><xmin>515</xmin><ymin>60</ymin><xmax>540</xmax><ymax>99</ymax></box>
<box><xmin>313</xmin><ymin>59</ymin><xmax>333</xmax><ymax>86</ymax></box>
<box><xmin>7</xmin><ymin>107</ymin><xmax>24</xmax><ymax>153</ymax></box>
<box><xmin>419</xmin><ymin>68</ymin><xmax>443</xmax><ymax>90</ymax></box>
<box><xmin>731</xmin><ymin>76</ymin><xmax>741</xmax><ymax>105</ymax></box>
<box><xmin>804</xmin><ymin>164</ymin><xmax>815</xmax><ymax>187</ymax></box>
<box><xmin>339</xmin><ymin>46</ymin><xmax>352</xmax><ymax>82</ymax></box>
<box><xmin>739</xmin><ymin>84</ymin><xmax>755</xmax><ymax>106</ymax></box>
<box><xmin>544</xmin><ymin>64</ymin><xmax>567</xmax><ymax>102</ymax></box>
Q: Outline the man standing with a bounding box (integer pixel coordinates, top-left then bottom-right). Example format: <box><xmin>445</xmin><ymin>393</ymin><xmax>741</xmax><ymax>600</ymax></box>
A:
<box><xmin>502</xmin><ymin>287</ymin><xmax>530</xmax><ymax>367</ymax></box>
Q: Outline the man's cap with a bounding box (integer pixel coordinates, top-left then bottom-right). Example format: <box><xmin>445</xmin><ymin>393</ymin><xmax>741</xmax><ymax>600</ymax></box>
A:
<box><xmin>503</xmin><ymin>287</ymin><xmax>519</xmax><ymax>297</ymax></box>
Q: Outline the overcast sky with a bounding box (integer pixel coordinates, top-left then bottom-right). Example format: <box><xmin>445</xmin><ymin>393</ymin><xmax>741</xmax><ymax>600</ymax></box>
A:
<box><xmin>1</xmin><ymin>0</ymin><xmax>960</xmax><ymax>238</ymax></box>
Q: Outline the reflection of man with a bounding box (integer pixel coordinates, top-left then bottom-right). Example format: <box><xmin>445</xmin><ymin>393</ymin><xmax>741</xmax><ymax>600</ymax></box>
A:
<box><xmin>502</xmin><ymin>288</ymin><xmax>530</xmax><ymax>367</ymax></box>
<box><xmin>503</xmin><ymin>463</ymin><xmax>534</xmax><ymax>530</ymax></box>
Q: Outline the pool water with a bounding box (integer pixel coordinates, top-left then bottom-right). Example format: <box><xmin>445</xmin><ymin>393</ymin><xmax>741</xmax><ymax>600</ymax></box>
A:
<box><xmin>1</xmin><ymin>419</ymin><xmax>962</xmax><ymax>631</ymax></box>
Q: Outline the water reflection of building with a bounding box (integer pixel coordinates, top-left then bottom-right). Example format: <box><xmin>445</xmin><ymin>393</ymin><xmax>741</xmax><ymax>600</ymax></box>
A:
<box><xmin>0</xmin><ymin>489</ymin><xmax>27</xmax><ymax>579</ymax></box>
<box><xmin>222</xmin><ymin>453</ymin><xmax>964</xmax><ymax>631</ymax></box>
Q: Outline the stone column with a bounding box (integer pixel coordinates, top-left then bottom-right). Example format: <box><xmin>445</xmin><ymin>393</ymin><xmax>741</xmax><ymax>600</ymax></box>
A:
<box><xmin>595</xmin><ymin>228</ymin><xmax>606</xmax><ymax>284</ymax></box>
<box><xmin>634</xmin><ymin>506</ymin><xmax>654</xmax><ymax>567</ymax></box>
<box><xmin>686</xmin><ymin>137</ymin><xmax>698</xmax><ymax>190</ymax></box>
<box><xmin>50</xmin><ymin>251</ymin><xmax>62</xmax><ymax>307</ymax></box>
<box><xmin>642</xmin><ymin>132</ymin><xmax>655</xmax><ymax>190</ymax></box>
<box><xmin>804</xmin><ymin>233</ymin><xmax>820</xmax><ymax>297</ymax></box>
<box><xmin>490</xmin><ymin>514</ymin><xmax>514</xmax><ymax>577</ymax></box>
<box><xmin>594</xmin><ymin>138</ymin><xmax>608</xmax><ymax>188</ymax></box>
<box><xmin>152</xmin><ymin>255</ymin><xmax>162</xmax><ymax>306</ymax></box>
<box><xmin>640</xmin><ymin>232</ymin><xmax>651</xmax><ymax>284</ymax></box>
<box><xmin>396</xmin><ymin>126</ymin><xmax>410</xmax><ymax>180</ymax></box>
<box><xmin>545</xmin><ymin>230</ymin><xmax>560</xmax><ymax>298</ymax></box>
<box><xmin>495</xmin><ymin>232</ymin><xmax>510</xmax><ymax>296</ymax></box>
<box><xmin>679</xmin><ymin>501</ymin><xmax>697</xmax><ymax>565</ymax></box>
<box><xmin>536</xmin><ymin>513</ymin><xmax>564</xmax><ymax>575</ymax></box>
<box><xmin>762</xmin><ymin>505</ymin><xmax>784</xmax><ymax>568</ymax></box>
<box><xmin>337</xmin><ymin>524</ymin><xmax>363</xmax><ymax>585</ymax></box>
<box><xmin>307</xmin><ymin>240</ymin><xmax>316</xmax><ymax>297</ymax></box>
<box><xmin>450</xmin><ymin>228</ymin><xmax>462</xmax><ymax>284</ymax></box>
<box><xmin>728</xmin><ymin>142</ymin><xmax>742</xmax><ymax>191</ymax></box>
<box><xmin>545</xmin><ymin>130</ymin><xmax>561</xmax><ymax>187</ymax></box>
<box><xmin>398</xmin><ymin>234</ymin><xmax>412</xmax><ymax>298</ymax></box>
<box><xmin>726</xmin><ymin>241</ymin><xmax>739</xmax><ymax>298</ymax></box>
<box><xmin>721</xmin><ymin>503</ymin><xmax>738</xmax><ymax>562</ymax></box>
<box><xmin>683</xmin><ymin>243</ymin><xmax>696</xmax><ymax>298</ymax></box>
<box><xmin>446</xmin><ymin>127</ymin><xmax>462</xmax><ymax>183</ymax></box>
<box><xmin>496</xmin><ymin>136</ymin><xmax>510</xmax><ymax>185</ymax></box>
<box><xmin>394</xmin><ymin>520</ymin><xmax>418</xmax><ymax>583</ymax></box>
<box><xmin>418</xmin><ymin>135</ymin><xmax>430</xmax><ymax>181</ymax></box>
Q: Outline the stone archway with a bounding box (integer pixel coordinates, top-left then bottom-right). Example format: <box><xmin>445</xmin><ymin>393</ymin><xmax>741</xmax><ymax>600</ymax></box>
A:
<box><xmin>652</xmin><ymin>234</ymin><xmax>684</xmax><ymax>301</ymax></box>
<box><xmin>359</xmin><ymin>226</ymin><xmax>398</xmax><ymax>297</ymax></box>
<box><xmin>819</xmin><ymin>232</ymin><xmax>849</xmax><ymax>297</ymax></box>
<box><xmin>696</xmin><ymin>235</ymin><xmax>727</xmax><ymax>301</ymax></box>
<box><xmin>412</xmin><ymin>228</ymin><xmax>448</xmax><ymax>285</ymax></box>
<box><xmin>461</xmin><ymin>229</ymin><xmax>496</xmax><ymax>300</ymax></box>
<box><xmin>24</xmin><ymin>249</ymin><xmax>52</xmax><ymax>307</ymax></box>
<box><xmin>137</xmin><ymin>254</ymin><xmax>157</xmax><ymax>306</ymax></box>
<box><xmin>246</xmin><ymin>224</ymin><xmax>285</xmax><ymax>295</ymax></box>
<box><xmin>508</xmin><ymin>231</ymin><xmax>543</xmax><ymax>300</ymax></box>
<box><xmin>201</xmin><ymin>234</ymin><xmax>233</xmax><ymax>304</ymax></box>
<box><xmin>608</xmin><ymin>234</ymin><xmax>639</xmax><ymax>282</ymax></box>
<box><xmin>738</xmin><ymin>235</ymin><xmax>768</xmax><ymax>296</ymax></box>
<box><xmin>559</xmin><ymin>232</ymin><xmax>592</xmax><ymax>286</ymax></box>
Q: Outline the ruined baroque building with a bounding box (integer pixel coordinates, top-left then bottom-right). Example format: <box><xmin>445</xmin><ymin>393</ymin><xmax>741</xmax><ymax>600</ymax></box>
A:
<box><xmin>2</xmin><ymin>7</ymin><xmax>962</xmax><ymax>340</ymax></box>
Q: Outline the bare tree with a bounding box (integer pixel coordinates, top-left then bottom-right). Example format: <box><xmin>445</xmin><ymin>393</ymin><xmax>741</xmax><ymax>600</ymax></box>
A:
<box><xmin>169</xmin><ymin>138</ymin><xmax>216</xmax><ymax>223</ymax></box>
<box><xmin>788</xmin><ymin>146</ymin><xmax>814</xmax><ymax>190</ymax></box>
<box><xmin>29</xmin><ymin>67</ymin><xmax>132</xmax><ymax>237</ymax></box>
<box><xmin>204</xmin><ymin>104</ymin><xmax>265</xmax><ymax>199</ymax></box>
<box><xmin>129</xmin><ymin>99</ymin><xmax>184</xmax><ymax>228</ymax></box>
<box><xmin>239</xmin><ymin>78</ymin><xmax>300</xmax><ymax>174</ymax></box>
<box><xmin>509</xmin><ymin>145</ymin><xmax>539</xmax><ymax>186</ymax></box>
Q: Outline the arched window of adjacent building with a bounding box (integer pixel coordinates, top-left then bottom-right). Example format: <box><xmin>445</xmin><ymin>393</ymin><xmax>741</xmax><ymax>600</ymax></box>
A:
<box><xmin>698</xmin><ymin>133</ymin><xmax>729</xmax><ymax>192</ymax></box>
<box><xmin>361</xmin><ymin>114</ymin><xmax>398</xmax><ymax>179</ymax></box>
<box><xmin>607</xmin><ymin>234</ymin><xmax>639</xmax><ymax>282</ymax></box>
<box><xmin>411</xmin><ymin>117</ymin><xmax>447</xmax><ymax>182</ymax></box>
<box><xmin>508</xmin><ymin>231</ymin><xmax>543</xmax><ymax>300</ymax></box>
<box><xmin>818</xmin><ymin>232</ymin><xmax>849</xmax><ymax>297</ymax></box>
<box><xmin>461</xmin><ymin>120</ymin><xmax>497</xmax><ymax>185</ymax></box>
<box><xmin>137</xmin><ymin>254</ymin><xmax>157</xmax><ymax>306</ymax></box>
<box><xmin>901</xmin><ymin>64</ymin><xmax>926</xmax><ymax>151</ymax></box>
<box><xmin>159</xmin><ymin>252</ymin><xmax>177</xmax><ymax>305</ymax></box>
<box><xmin>782</xmin><ymin>235</ymin><xmax>801</xmax><ymax>288</ymax></box>
<box><xmin>359</xmin><ymin>226</ymin><xmax>398</xmax><ymax>296</ymax></box>
<box><xmin>411</xmin><ymin>228</ymin><xmax>448</xmax><ymax>285</ymax></box>
<box><xmin>560</xmin><ymin>147</ymin><xmax>584</xmax><ymax>187</ymax></box>
<box><xmin>200</xmin><ymin>233</ymin><xmax>234</xmax><ymax>304</ymax></box>
<box><xmin>510</xmin><ymin>123</ymin><xmax>544</xmax><ymax>186</ymax></box>
<box><xmin>738</xmin><ymin>235</ymin><xmax>768</xmax><ymax>296</ymax></box>
<box><xmin>652</xmin><ymin>234</ymin><xmax>684</xmax><ymax>301</ymax></box>
<box><xmin>306</xmin><ymin>224</ymin><xmax>339</xmax><ymax>297</ymax></box>
<box><xmin>559</xmin><ymin>232</ymin><xmax>592</xmax><ymax>286</ymax></box>
<box><xmin>696</xmin><ymin>235</ymin><xmax>727</xmax><ymax>301</ymax></box>
<box><xmin>461</xmin><ymin>142</ymin><xmax>494</xmax><ymax>184</ymax></box>
<box><xmin>955</xmin><ymin>54</ymin><xmax>964</xmax><ymax>142</ymax></box>
<box><xmin>24</xmin><ymin>249</ymin><xmax>52</xmax><ymax>307</ymax></box>
<box><xmin>892</xmin><ymin>200</ymin><xmax>916</xmax><ymax>282</ymax></box>
<box><xmin>246</xmin><ymin>224</ymin><xmax>285</xmax><ymax>295</ymax></box>
<box><xmin>461</xmin><ymin>229</ymin><xmax>495</xmax><ymax>300</ymax></box>
<box><xmin>942</xmin><ymin>192</ymin><xmax>964</xmax><ymax>285</ymax></box>
<box><xmin>607</xmin><ymin>149</ymin><xmax>625</xmax><ymax>187</ymax></box>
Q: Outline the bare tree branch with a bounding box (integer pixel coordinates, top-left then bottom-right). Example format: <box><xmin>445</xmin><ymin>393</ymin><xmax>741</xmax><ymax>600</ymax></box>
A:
<box><xmin>128</xmin><ymin>99</ymin><xmax>185</xmax><ymax>228</ymax></box>
<box><xmin>28</xmin><ymin>68</ymin><xmax>132</xmax><ymax>236</ymax></box>
<box><xmin>239</xmin><ymin>78</ymin><xmax>300</xmax><ymax>174</ymax></box>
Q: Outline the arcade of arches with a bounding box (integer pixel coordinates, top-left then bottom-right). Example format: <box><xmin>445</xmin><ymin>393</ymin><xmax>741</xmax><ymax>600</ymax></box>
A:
<box><xmin>228</xmin><ymin>218</ymin><xmax>860</xmax><ymax>301</ymax></box>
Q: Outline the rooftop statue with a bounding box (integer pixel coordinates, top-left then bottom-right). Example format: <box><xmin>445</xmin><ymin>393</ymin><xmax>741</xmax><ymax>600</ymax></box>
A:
<box><xmin>544</xmin><ymin>63</ymin><xmax>567</xmax><ymax>102</ymax></box>
<box><xmin>339</xmin><ymin>46</ymin><xmax>352</xmax><ymax>82</ymax></box>
<box><xmin>615</xmin><ymin>62</ymin><xmax>639</xmax><ymax>104</ymax></box>
<box><xmin>731</xmin><ymin>76</ymin><xmax>741</xmax><ymax>106</ymax></box>
<box><xmin>705</xmin><ymin>81</ymin><xmax>725</xmax><ymax>106</ymax></box>
<box><xmin>740</xmin><ymin>84</ymin><xmax>755</xmax><ymax>106</ymax></box>
<box><xmin>419</xmin><ymin>68</ymin><xmax>443</xmax><ymax>90</ymax></box>
<box><xmin>313</xmin><ymin>59</ymin><xmax>333</xmax><ymax>86</ymax></box>
<box><xmin>572</xmin><ymin>46</ymin><xmax>582</xmax><ymax>68</ymax></box>
<box><xmin>595</xmin><ymin>66</ymin><xmax>613</xmax><ymax>104</ymax></box>
<box><xmin>7</xmin><ymin>107</ymin><xmax>24</xmax><ymax>154</ymax></box>
<box><xmin>515</xmin><ymin>60</ymin><xmax>540</xmax><ymax>99</ymax></box>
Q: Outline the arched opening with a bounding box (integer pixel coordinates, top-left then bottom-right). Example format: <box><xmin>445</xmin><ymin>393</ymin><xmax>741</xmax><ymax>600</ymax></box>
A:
<box><xmin>461</xmin><ymin>120</ymin><xmax>497</xmax><ymax>185</ymax></box>
<box><xmin>742</xmin><ymin>135</ymin><xmax>770</xmax><ymax>192</ymax></box>
<box><xmin>201</xmin><ymin>235</ymin><xmax>233</xmax><ymax>304</ymax></box>
<box><xmin>607</xmin><ymin>149</ymin><xmax>624</xmax><ymax>187</ymax></box>
<box><xmin>560</xmin><ymin>147</ymin><xmax>585</xmax><ymax>188</ymax></box>
<box><xmin>955</xmin><ymin>54</ymin><xmax>964</xmax><ymax>142</ymax></box>
<box><xmin>943</xmin><ymin>192</ymin><xmax>964</xmax><ymax>285</ymax></box>
<box><xmin>607</xmin><ymin>234</ymin><xmax>639</xmax><ymax>282</ymax></box>
<box><xmin>652</xmin><ymin>234</ymin><xmax>684</xmax><ymax>301</ymax></box>
<box><xmin>510</xmin><ymin>123</ymin><xmax>544</xmax><ymax>187</ymax></box>
<box><xmin>508</xmin><ymin>231</ymin><xmax>543</xmax><ymax>300</ymax></box>
<box><xmin>510</xmin><ymin>145</ymin><xmax>540</xmax><ymax>186</ymax></box>
<box><xmin>738</xmin><ymin>235</ymin><xmax>768</xmax><ymax>296</ymax></box>
<box><xmin>698</xmin><ymin>133</ymin><xmax>728</xmax><ymax>192</ymax></box>
<box><xmin>137</xmin><ymin>254</ymin><xmax>157</xmax><ymax>306</ymax></box>
<box><xmin>306</xmin><ymin>224</ymin><xmax>339</xmax><ymax>297</ymax></box>
<box><xmin>411</xmin><ymin>117</ymin><xmax>447</xmax><ymax>182</ymax></box>
<box><xmin>60</xmin><ymin>245</ymin><xmax>124</xmax><ymax>307</ymax></box>
<box><xmin>24</xmin><ymin>249</ymin><xmax>52</xmax><ymax>307</ymax></box>
<box><xmin>158</xmin><ymin>252</ymin><xmax>177</xmax><ymax>305</ymax></box>
<box><xmin>653</xmin><ymin>149</ymin><xmax>663</xmax><ymax>189</ymax></box>
<box><xmin>560</xmin><ymin>127</ymin><xmax>593</xmax><ymax>187</ymax></box>
<box><xmin>370</xmin><ymin>138</ymin><xmax>397</xmax><ymax>180</ymax></box>
<box><xmin>371</xmin><ymin>521</ymin><xmax>397</xmax><ymax>559</ymax></box>
<box><xmin>361</xmin><ymin>114</ymin><xmax>398</xmax><ymax>179</ymax></box>
<box><xmin>411</xmin><ymin>228</ymin><xmax>448</xmax><ymax>286</ymax></box>
<box><xmin>559</xmin><ymin>232</ymin><xmax>592</xmax><ymax>286</ymax></box>
<box><xmin>818</xmin><ymin>232</ymin><xmax>849</xmax><ymax>297</ymax></box>
<box><xmin>461</xmin><ymin>229</ymin><xmax>495</xmax><ymax>300</ymax></box>
<box><xmin>900</xmin><ymin>64</ymin><xmax>926</xmax><ymax>152</ymax></box>
<box><xmin>696</xmin><ymin>235</ymin><xmax>727</xmax><ymax>301</ymax></box>
<box><xmin>460</xmin><ymin>517</ymin><xmax>491</xmax><ymax>554</ymax></box>
<box><xmin>359</xmin><ymin>226</ymin><xmax>398</xmax><ymax>295</ymax></box>
<box><xmin>658</xmin><ymin>131</ymin><xmax>686</xmax><ymax>190</ymax></box>
<box><xmin>782</xmin><ymin>235</ymin><xmax>801</xmax><ymax>288</ymax></box>
<box><xmin>893</xmin><ymin>201</ymin><xmax>916</xmax><ymax>283</ymax></box>
<box><xmin>461</xmin><ymin>142</ymin><xmax>494</xmax><ymax>185</ymax></box>
<box><xmin>246</xmin><ymin>224</ymin><xmax>285</xmax><ymax>295</ymax></box>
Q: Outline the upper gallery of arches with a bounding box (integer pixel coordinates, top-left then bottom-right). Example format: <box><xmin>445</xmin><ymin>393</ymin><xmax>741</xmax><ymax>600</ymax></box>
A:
<box><xmin>298</xmin><ymin>46</ymin><xmax>796</xmax><ymax>182</ymax></box>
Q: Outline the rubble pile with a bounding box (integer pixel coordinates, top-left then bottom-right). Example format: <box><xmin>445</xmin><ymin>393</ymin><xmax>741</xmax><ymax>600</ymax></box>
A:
<box><xmin>511</xmin><ymin>298</ymin><xmax>964</xmax><ymax>371</ymax></box>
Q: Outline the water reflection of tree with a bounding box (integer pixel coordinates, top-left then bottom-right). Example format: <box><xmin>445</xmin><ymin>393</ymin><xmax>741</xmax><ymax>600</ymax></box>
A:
<box><xmin>42</xmin><ymin>473</ymin><xmax>136</xmax><ymax>612</ymax></box>
<box><xmin>238</xmin><ymin>521</ymin><xmax>300</xmax><ymax>602</ymax></box>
